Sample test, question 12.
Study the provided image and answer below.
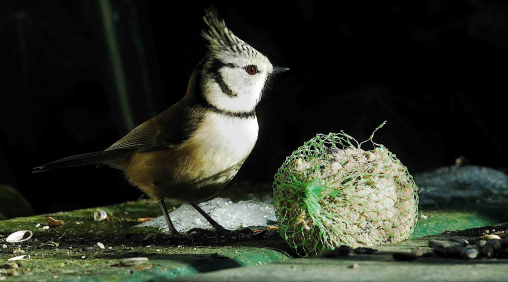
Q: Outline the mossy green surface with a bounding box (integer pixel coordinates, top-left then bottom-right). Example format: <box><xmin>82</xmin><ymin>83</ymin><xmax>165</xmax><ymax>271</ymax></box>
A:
<box><xmin>177</xmin><ymin>224</ymin><xmax>508</xmax><ymax>282</ymax></box>
<box><xmin>412</xmin><ymin>200</ymin><xmax>508</xmax><ymax>238</ymax></box>
<box><xmin>1</xmin><ymin>197</ymin><xmax>507</xmax><ymax>281</ymax></box>
<box><xmin>0</xmin><ymin>200</ymin><xmax>290</xmax><ymax>281</ymax></box>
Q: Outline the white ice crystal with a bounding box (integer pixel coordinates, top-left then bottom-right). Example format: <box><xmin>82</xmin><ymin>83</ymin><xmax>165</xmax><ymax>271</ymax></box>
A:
<box><xmin>135</xmin><ymin>197</ymin><xmax>276</xmax><ymax>233</ymax></box>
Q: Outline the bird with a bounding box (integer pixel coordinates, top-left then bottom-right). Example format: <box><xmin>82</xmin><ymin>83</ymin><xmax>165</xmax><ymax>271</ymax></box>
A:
<box><xmin>33</xmin><ymin>9</ymin><xmax>288</xmax><ymax>239</ymax></box>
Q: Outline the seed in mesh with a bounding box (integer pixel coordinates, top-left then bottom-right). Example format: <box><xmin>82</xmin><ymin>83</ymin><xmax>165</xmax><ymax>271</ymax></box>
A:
<box><xmin>273</xmin><ymin>128</ymin><xmax>419</xmax><ymax>256</ymax></box>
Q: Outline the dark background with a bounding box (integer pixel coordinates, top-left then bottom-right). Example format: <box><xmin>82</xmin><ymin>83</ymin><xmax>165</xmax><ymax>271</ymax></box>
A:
<box><xmin>1</xmin><ymin>0</ymin><xmax>506</xmax><ymax>215</ymax></box>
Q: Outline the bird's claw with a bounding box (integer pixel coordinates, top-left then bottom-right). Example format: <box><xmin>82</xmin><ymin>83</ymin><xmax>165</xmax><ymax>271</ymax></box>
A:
<box><xmin>185</xmin><ymin>227</ymin><xmax>253</xmax><ymax>244</ymax></box>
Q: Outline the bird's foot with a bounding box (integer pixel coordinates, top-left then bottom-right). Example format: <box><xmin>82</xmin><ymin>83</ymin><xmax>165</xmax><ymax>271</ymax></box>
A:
<box><xmin>169</xmin><ymin>232</ymin><xmax>192</xmax><ymax>244</ymax></box>
<box><xmin>143</xmin><ymin>231</ymin><xmax>191</xmax><ymax>245</ymax></box>
<box><xmin>143</xmin><ymin>228</ymin><xmax>255</xmax><ymax>245</ymax></box>
<box><xmin>186</xmin><ymin>227</ymin><xmax>253</xmax><ymax>244</ymax></box>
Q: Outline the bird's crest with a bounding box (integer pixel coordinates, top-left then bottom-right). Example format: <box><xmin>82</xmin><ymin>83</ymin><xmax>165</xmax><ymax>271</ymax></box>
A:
<box><xmin>202</xmin><ymin>9</ymin><xmax>260</xmax><ymax>60</ymax></box>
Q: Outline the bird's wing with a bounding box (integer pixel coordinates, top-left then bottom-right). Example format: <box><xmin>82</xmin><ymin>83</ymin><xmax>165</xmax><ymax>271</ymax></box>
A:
<box><xmin>104</xmin><ymin>100</ymin><xmax>203</xmax><ymax>153</ymax></box>
<box><xmin>104</xmin><ymin>121</ymin><xmax>163</xmax><ymax>151</ymax></box>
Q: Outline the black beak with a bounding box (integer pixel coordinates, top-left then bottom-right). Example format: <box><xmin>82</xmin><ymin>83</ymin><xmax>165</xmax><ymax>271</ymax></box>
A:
<box><xmin>273</xmin><ymin>66</ymin><xmax>290</xmax><ymax>74</ymax></box>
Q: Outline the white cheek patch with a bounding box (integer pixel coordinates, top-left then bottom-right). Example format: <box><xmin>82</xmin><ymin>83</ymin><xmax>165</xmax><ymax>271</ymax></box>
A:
<box><xmin>204</xmin><ymin>68</ymin><xmax>266</xmax><ymax>113</ymax></box>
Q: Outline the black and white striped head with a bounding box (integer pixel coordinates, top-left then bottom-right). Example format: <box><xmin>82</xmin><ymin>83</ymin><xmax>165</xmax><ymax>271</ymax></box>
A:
<box><xmin>200</xmin><ymin>10</ymin><xmax>287</xmax><ymax>116</ymax></box>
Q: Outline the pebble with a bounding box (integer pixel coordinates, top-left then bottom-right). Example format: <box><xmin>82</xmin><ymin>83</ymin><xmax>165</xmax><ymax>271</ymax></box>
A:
<box><xmin>320</xmin><ymin>249</ymin><xmax>339</xmax><ymax>258</ymax></box>
<box><xmin>461</xmin><ymin>246</ymin><xmax>479</xmax><ymax>259</ymax></box>
<box><xmin>411</xmin><ymin>247</ymin><xmax>433</xmax><ymax>257</ymax></box>
<box><xmin>483</xmin><ymin>245</ymin><xmax>495</xmax><ymax>259</ymax></box>
<box><xmin>428</xmin><ymin>240</ymin><xmax>454</xmax><ymax>249</ymax></box>
<box><xmin>424</xmin><ymin>236</ymin><xmax>508</xmax><ymax>260</ymax></box>
<box><xmin>449</xmin><ymin>237</ymin><xmax>468</xmax><ymax>246</ymax></box>
<box><xmin>338</xmin><ymin>245</ymin><xmax>352</xmax><ymax>256</ymax></box>
<box><xmin>483</xmin><ymin>234</ymin><xmax>501</xmax><ymax>240</ymax></box>
<box><xmin>119</xmin><ymin>257</ymin><xmax>149</xmax><ymax>266</ymax></box>
<box><xmin>428</xmin><ymin>239</ymin><xmax>474</xmax><ymax>257</ymax></box>
<box><xmin>492</xmin><ymin>239</ymin><xmax>508</xmax><ymax>250</ymax></box>
<box><xmin>476</xmin><ymin>240</ymin><xmax>487</xmax><ymax>248</ymax></box>
<box><xmin>348</xmin><ymin>263</ymin><xmax>360</xmax><ymax>269</ymax></box>
<box><xmin>321</xmin><ymin>245</ymin><xmax>352</xmax><ymax>258</ymax></box>
<box><xmin>444</xmin><ymin>245</ymin><xmax>465</xmax><ymax>258</ymax></box>
<box><xmin>353</xmin><ymin>247</ymin><xmax>377</xmax><ymax>254</ymax></box>
<box><xmin>429</xmin><ymin>240</ymin><xmax>451</xmax><ymax>256</ymax></box>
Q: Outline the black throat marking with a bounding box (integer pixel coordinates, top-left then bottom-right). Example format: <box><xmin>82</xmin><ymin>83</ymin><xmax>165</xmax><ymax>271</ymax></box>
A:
<box><xmin>208</xmin><ymin>58</ymin><xmax>237</xmax><ymax>98</ymax></box>
<box><xmin>208</xmin><ymin>105</ymin><xmax>256</xmax><ymax>119</ymax></box>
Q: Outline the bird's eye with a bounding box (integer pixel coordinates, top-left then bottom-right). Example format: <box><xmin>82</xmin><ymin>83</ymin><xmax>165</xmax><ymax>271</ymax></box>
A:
<box><xmin>245</xmin><ymin>65</ymin><xmax>258</xmax><ymax>75</ymax></box>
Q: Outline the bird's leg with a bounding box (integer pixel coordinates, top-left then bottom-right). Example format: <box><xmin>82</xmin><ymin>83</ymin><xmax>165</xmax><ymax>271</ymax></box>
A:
<box><xmin>190</xmin><ymin>203</ymin><xmax>226</xmax><ymax>232</ymax></box>
<box><xmin>189</xmin><ymin>203</ymin><xmax>253</xmax><ymax>241</ymax></box>
<box><xmin>187</xmin><ymin>203</ymin><xmax>252</xmax><ymax>242</ymax></box>
<box><xmin>157</xmin><ymin>198</ymin><xmax>180</xmax><ymax>236</ymax></box>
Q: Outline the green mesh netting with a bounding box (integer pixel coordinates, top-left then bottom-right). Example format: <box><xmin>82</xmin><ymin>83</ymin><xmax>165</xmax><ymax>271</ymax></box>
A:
<box><xmin>273</xmin><ymin>124</ymin><xmax>419</xmax><ymax>256</ymax></box>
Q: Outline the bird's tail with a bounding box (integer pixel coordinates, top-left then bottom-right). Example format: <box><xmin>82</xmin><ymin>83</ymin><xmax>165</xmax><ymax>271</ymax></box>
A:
<box><xmin>32</xmin><ymin>150</ymin><xmax>127</xmax><ymax>173</ymax></box>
